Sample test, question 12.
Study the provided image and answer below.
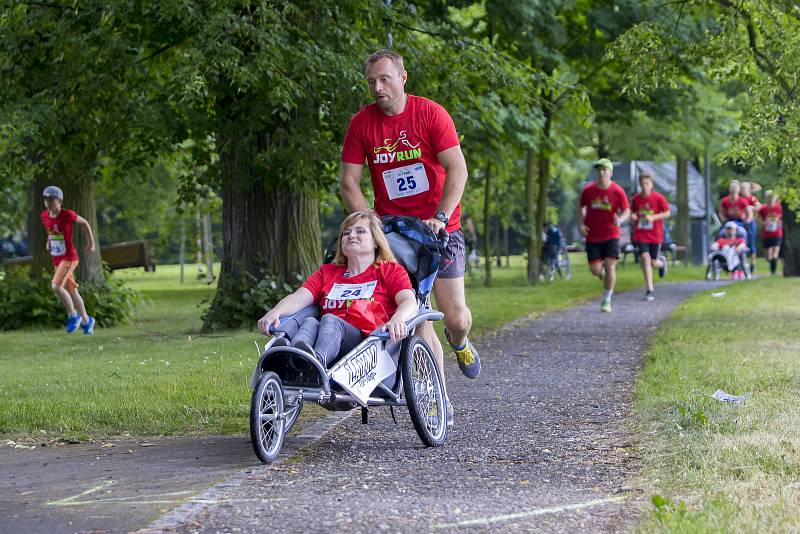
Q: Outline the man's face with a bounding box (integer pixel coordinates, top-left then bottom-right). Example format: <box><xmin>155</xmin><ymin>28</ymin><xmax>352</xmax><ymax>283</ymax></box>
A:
<box><xmin>726</xmin><ymin>226</ymin><xmax>736</xmax><ymax>237</ymax></box>
<box><xmin>43</xmin><ymin>197</ymin><xmax>61</xmax><ymax>211</ymax></box>
<box><xmin>365</xmin><ymin>58</ymin><xmax>407</xmax><ymax>111</ymax></box>
<box><xmin>729</xmin><ymin>182</ymin><xmax>740</xmax><ymax>196</ymax></box>
<box><xmin>596</xmin><ymin>166</ymin><xmax>612</xmax><ymax>183</ymax></box>
<box><xmin>640</xmin><ymin>178</ymin><xmax>653</xmax><ymax>195</ymax></box>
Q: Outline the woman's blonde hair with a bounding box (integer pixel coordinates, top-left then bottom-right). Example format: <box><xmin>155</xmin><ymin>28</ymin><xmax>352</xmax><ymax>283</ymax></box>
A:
<box><xmin>333</xmin><ymin>210</ymin><xmax>397</xmax><ymax>266</ymax></box>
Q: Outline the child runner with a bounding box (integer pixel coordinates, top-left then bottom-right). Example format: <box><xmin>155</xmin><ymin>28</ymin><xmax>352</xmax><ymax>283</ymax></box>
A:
<box><xmin>740</xmin><ymin>181</ymin><xmax>761</xmax><ymax>272</ymax></box>
<box><xmin>758</xmin><ymin>190</ymin><xmax>783</xmax><ymax>275</ymax></box>
<box><xmin>578</xmin><ymin>158</ymin><xmax>630</xmax><ymax>312</ymax></box>
<box><xmin>40</xmin><ymin>186</ymin><xmax>96</xmax><ymax>334</ymax></box>
<box><xmin>630</xmin><ymin>173</ymin><xmax>670</xmax><ymax>301</ymax></box>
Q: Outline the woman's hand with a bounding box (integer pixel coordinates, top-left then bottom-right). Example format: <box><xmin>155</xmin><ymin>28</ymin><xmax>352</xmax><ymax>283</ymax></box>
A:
<box><xmin>257</xmin><ymin>309</ymin><xmax>282</xmax><ymax>335</ymax></box>
<box><xmin>382</xmin><ymin>315</ymin><xmax>408</xmax><ymax>343</ymax></box>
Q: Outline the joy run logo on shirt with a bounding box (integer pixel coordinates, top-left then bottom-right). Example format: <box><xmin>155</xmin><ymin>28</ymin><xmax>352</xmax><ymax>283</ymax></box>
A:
<box><xmin>591</xmin><ymin>197</ymin><xmax>612</xmax><ymax>211</ymax></box>
<box><xmin>373</xmin><ymin>130</ymin><xmax>422</xmax><ymax>164</ymax></box>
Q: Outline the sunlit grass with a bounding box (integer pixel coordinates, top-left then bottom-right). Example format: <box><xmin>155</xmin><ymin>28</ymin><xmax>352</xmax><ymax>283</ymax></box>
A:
<box><xmin>633</xmin><ymin>276</ymin><xmax>800</xmax><ymax>532</ymax></box>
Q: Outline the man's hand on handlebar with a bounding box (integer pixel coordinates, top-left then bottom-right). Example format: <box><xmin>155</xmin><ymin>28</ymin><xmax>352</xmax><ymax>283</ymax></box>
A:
<box><xmin>257</xmin><ymin>310</ymin><xmax>281</xmax><ymax>335</ymax></box>
<box><xmin>423</xmin><ymin>217</ymin><xmax>446</xmax><ymax>236</ymax></box>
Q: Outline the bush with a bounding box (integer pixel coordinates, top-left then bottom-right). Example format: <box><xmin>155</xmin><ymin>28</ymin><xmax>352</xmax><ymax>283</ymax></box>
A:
<box><xmin>0</xmin><ymin>265</ymin><xmax>139</xmax><ymax>330</ymax></box>
<box><xmin>201</xmin><ymin>268</ymin><xmax>300</xmax><ymax>331</ymax></box>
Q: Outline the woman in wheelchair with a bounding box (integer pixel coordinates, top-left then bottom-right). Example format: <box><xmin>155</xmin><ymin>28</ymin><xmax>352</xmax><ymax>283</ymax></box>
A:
<box><xmin>709</xmin><ymin>221</ymin><xmax>750</xmax><ymax>279</ymax></box>
<box><xmin>257</xmin><ymin>210</ymin><xmax>418</xmax><ymax>367</ymax></box>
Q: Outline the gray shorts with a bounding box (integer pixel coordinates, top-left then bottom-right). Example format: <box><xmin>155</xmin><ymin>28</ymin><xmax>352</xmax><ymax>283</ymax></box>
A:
<box><xmin>438</xmin><ymin>229</ymin><xmax>466</xmax><ymax>279</ymax></box>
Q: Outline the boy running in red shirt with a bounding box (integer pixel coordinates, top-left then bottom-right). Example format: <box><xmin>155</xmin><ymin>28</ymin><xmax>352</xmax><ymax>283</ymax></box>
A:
<box><xmin>578</xmin><ymin>158</ymin><xmax>630</xmax><ymax>312</ymax></box>
<box><xmin>758</xmin><ymin>190</ymin><xmax>783</xmax><ymax>275</ymax></box>
<box><xmin>40</xmin><ymin>186</ymin><xmax>96</xmax><ymax>334</ymax></box>
<box><xmin>630</xmin><ymin>173</ymin><xmax>671</xmax><ymax>301</ymax></box>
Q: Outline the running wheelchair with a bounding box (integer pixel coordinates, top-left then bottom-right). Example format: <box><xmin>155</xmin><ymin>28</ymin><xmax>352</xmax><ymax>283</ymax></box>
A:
<box><xmin>248</xmin><ymin>216</ymin><xmax>450</xmax><ymax>463</ymax></box>
<box><xmin>706</xmin><ymin>225</ymin><xmax>751</xmax><ymax>281</ymax></box>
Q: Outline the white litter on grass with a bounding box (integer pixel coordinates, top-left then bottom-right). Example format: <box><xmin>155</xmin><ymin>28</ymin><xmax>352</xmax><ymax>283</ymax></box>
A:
<box><xmin>712</xmin><ymin>389</ymin><xmax>751</xmax><ymax>404</ymax></box>
<box><xmin>711</xmin><ymin>291</ymin><xmax>726</xmax><ymax>298</ymax></box>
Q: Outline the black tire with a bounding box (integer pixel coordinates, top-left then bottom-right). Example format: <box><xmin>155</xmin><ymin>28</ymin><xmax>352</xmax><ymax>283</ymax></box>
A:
<box><xmin>401</xmin><ymin>336</ymin><xmax>448</xmax><ymax>447</ymax></box>
<box><xmin>250</xmin><ymin>371</ymin><xmax>285</xmax><ymax>464</ymax></box>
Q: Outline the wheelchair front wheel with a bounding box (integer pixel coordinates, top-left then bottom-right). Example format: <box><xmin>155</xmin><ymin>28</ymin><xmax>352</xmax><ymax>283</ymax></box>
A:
<box><xmin>401</xmin><ymin>336</ymin><xmax>448</xmax><ymax>447</ymax></box>
<box><xmin>250</xmin><ymin>371</ymin><xmax>286</xmax><ymax>463</ymax></box>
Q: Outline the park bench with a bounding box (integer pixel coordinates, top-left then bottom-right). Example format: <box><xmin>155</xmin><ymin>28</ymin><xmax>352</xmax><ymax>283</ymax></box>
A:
<box><xmin>2</xmin><ymin>239</ymin><xmax>156</xmax><ymax>271</ymax></box>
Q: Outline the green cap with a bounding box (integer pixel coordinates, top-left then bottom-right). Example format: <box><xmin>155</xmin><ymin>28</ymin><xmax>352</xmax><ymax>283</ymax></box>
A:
<box><xmin>593</xmin><ymin>158</ymin><xmax>613</xmax><ymax>171</ymax></box>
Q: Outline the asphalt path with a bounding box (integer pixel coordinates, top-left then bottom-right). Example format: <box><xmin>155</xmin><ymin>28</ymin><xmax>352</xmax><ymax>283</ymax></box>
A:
<box><xmin>161</xmin><ymin>281</ymin><xmax>716</xmax><ymax>533</ymax></box>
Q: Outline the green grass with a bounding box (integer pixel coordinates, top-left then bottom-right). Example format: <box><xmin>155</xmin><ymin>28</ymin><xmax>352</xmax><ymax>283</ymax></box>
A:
<box><xmin>0</xmin><ymin>258</ymin><xmax>705</xmax><ymax>440</ymax></box>
<box><xmin>633</xmin><ymin>276</ymin><xmax>800</xmax><ymax>532</ymax></box>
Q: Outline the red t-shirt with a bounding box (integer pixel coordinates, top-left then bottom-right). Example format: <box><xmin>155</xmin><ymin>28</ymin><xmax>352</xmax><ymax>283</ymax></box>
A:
<box><xmin>40</xmin><ymin>208</ymin><xmax>79</xmax><ymax>265</ymax></box>
<box><xmin>302</xmin><ymin>262</ymin><xmax>413</xmax><ymax>328</ymax></box>
<box><xmin>759</xmin><ymin>204</ymin><xmax>783</xmax><ymax>238</ymax></box>
<box><xmin>631</xmin><ymin>192</ymin><xmax>670</xmax><ymax>244</ymax></box>
<box><xmin>720</xmin><ymin>195</ymin><xmax>750</xmax><ymax>221</ymax></box>
<box><xmin>579</xmin><ymin>182</ymin><xmax>630</xmax><ymax>243</ymax></box>
<box><xmin>715</xmin><ymin>237</ymin><xmax>745</xmax><ymax>248</ymax></box>
<box><xmin>341</xmin><ymin>94</ymin><xmax>462</xmax><ymax>232</ymax></box>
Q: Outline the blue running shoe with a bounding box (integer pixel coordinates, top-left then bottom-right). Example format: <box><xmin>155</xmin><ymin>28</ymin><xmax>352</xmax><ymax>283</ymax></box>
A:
<box><xmin>445</xmin><ymin>329</ymin><xmax>481</xmax><ymax>379</ymax></box>
<box><xmin>65</xmin><ymin>314</ymin><xmax>81</xmax><ymax>333</ymax></box>
<box><xmin>82</xmin><ymin>316</ymin><xmax>95</xmax><ymax>336</ymax></box>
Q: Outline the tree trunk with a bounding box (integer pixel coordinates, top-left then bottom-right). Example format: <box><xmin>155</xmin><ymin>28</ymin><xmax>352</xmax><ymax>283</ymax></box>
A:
<box><xmin>26</xmin><ymin>173</ymin><xmax>51</xmax><ymax>279</ymax></box>
<box><xmin>483</xmin><ymin>161</ymin><xmax>492</xmax><ymax>287</ymax></box>
<box><xmin>494</xmin><ymin>219</ymin><xmax>501</xmax><ymax>268</ymax></box>
<box><xmin>196</xmin><ymin>205</ymin><xmax>203</xmax><ymax>278</ymax></box>
<box><xmin>203</xmin><ymin>211</ymin><xmax>214</xmax><ymax>283</ymax></box>
<box><xmin>533</xmin><ymin>100</ymin><xmax>553</xmax><ymax>284</ymax></box>
<box><xmin>179</xmin><ymin>203</ymin><xmax>185</xmax><ymax>284</ymax></box>
<box><xmin>61</xmin><ymin>179</ymin><xmax>104</xmax><ymax>285</ymax></box>
<box><xmin>504</xmin><ymin>223</ymin><xmax>510</xmax><ymax>267</ymax></box>
<box><xmin>676</xmin><ymin>157</ymin><xmax>691</xmax><ymax>255</ymax></box>
<box><xmin>203</xmin><ymin>129</ymin><xmax>321</xmax><ymax>330</ymax></box>
<box><xmin>783</xmin><ymin>204</ymin><xmax>799</xmax><ymax>276</ymax></box>
<box><xmin>524</xmin><ymin>149</ymin><xmax>536</xmax><ymax>284</ymax></box>
<box><xmin>597</xmin><ymin>128</ymin><xmax>609</xmax><ymax>159</ymax></box>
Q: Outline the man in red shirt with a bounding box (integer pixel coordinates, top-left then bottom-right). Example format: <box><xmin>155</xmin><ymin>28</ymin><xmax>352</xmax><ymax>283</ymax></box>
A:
<box><xmin>40</xmin><ymin>186</ymin><xmax>96</xmax><ymax>334</ymax></box>
<box><xmin>720</xmin><ymin>180</ymin><xmax>751</xmax><ymax>224</ymax></box>
<box><xmin>339</xmin><ymin>49</ymin><xmax>478</xmax><ymax>422</ymax></box>
<box><xmin>630</xmin><ymin>173</ymin><xmax>671</xmax><ymax>301</ymax></box>
<box><xmin>578</xmin><ymin>158</ymin><xmax>630</xmax><ymax>312</ymax></box>
<box><xmin>758</xmin><ymin>190</ymin><xmax>783</xmax><ymax>275</ymax></box>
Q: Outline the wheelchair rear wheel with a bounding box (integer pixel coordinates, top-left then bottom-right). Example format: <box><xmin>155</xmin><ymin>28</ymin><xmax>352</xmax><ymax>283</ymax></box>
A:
<box><xmin>401</xmin><ymin>336</ymin><xmax>448</xmax><ymax>447</ymax></box>
<box><xmin>558</xmin><ymin>247</ymin><xmax>572</xmax><ymax>280</ymax></box>
<box><xmin>250</xmin><ymin>371</ymin><xmax>286</xmax><ymax>463</ymax></box>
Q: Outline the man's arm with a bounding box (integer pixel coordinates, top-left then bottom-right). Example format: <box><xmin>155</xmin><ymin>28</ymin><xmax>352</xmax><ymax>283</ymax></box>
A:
<box><xmin>428</xmin><ymin>145</ymin><xmax>468</xmax><ymax>233</ymax></box>
<box><xmin>339</xmin><ymin>162</ymin><xmax>368</xmax><ymax>212</ymax></box>
<box><xmin>577</xmin><ymin>202</ymin><xmax>587</xmax><ymax>236</ymax></box>
<box><xmin>76</xmin><ymin>216</ymin><xmax>95</xmax><ymax>253</ymax></box>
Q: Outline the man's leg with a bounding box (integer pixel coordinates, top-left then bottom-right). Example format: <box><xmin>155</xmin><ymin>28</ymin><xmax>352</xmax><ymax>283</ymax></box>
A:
<box><xmin>433</xmin><ymin>276</ymin><xmax>479</xmax><ymax>379</ymax></box>
<box><xmin>52</xmin><ymin>283</ymin><xmax>76</xmax><ymax>315</ymax></box>
<box><xmin>640</xmin><ymin>252</ymin><xmax>654</xmax><ymax>292</ymax></box>
<box><xmin>603</xmin><ymin>257</ymin><xmax>617</xmax><ymax>291</ymax></box>
<box><xmin>69</xmin><ymin>288</ymin><xmax>89</xmax><ymax>323</ymax></box>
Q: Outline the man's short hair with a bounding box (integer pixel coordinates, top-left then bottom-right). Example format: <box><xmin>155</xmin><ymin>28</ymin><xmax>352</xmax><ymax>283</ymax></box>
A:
<box><xmin>639</xmin><ymin>172</ymin><xmax>654</xmax><ymax>183</ymax></box>
<box><xmin>364</xmin><ymin>48</ymin><xmax>405</xmax><ymax>75</ymax></box>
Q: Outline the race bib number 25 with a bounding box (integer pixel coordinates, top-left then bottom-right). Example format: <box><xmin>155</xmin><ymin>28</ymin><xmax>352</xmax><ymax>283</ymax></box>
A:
<box><xmin>382</xmin><ymin>163</ymin><xmax>430</xmax><ymax>200</ymax></box>
<box><xmin>49</xmin><ymin>235</ymin><xmax>66</xmax><ymax>257</ymax></box>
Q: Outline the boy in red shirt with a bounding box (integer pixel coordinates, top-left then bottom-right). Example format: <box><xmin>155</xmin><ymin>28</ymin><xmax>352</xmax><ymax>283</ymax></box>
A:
<box><xmin>630</xmin><ymin>173</ymin><xmax>671</xmax><ymax>301</ymax></box>
<box><xmin>578</xmin><ymin>158</ymin><xmax>630</xmax><ymax>312</ymax></box>
<box><xmin>40</xmin><ymin>186</ymin><xmax>96</xmax><ymax>334</ymax></box>
<box><xmin>758</xmin><ymin>190</ymin><xmax>783</xmax><ymax>275</ymax></box>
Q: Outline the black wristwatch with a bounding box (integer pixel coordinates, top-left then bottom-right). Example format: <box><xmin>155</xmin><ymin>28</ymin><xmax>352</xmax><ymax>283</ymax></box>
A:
<box><xmin>434</xmin><ymin>211</ymin><xmax>449</xmax><ymax>224</ymax></box>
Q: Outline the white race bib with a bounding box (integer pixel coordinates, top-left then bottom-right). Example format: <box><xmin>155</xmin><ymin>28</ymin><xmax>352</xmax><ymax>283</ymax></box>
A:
<box><xmin>49</xmin><ymin>236</ymin><xmax>66</xmax><ymax>257</ymax></box>
<box><xmin>637</xmin><ymin>218</ymin><xmax>653</xmax><ymax>230</ymax></box>
<box><xmin>326</xmin><ymin>281</ymin><xmax>377</xmax><ymax>301</ymax></box>
<box><xmin>766</xmin><ymin>219</ymin><xmax>778</xmax><ymax>232</ymax></box>
<box><xmin>382</xmin><ymin>163</ymin><xmax>430</xmax><ymax>200</ymax></box>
